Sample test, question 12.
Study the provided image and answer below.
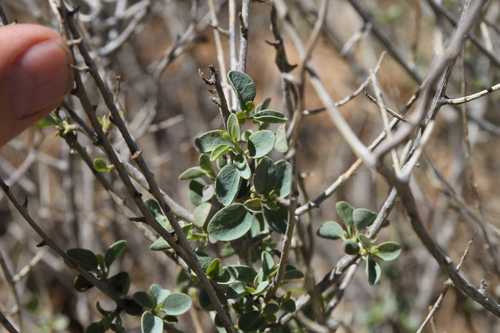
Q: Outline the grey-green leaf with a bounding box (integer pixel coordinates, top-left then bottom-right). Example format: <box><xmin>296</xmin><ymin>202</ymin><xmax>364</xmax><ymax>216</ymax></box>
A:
<box><xmin>336</xmin><ymin>201</ymin><xmax>354</xmax><ymax>226</ymax></box>
<box><xmin>163</xmin><ymin>293</ymin><xmax>192</xmax><ymax>316</ymax></box>
<box><xmin>207</xmin><ymin>204</ymin><xmax>254</xmax><ymax>242</ymax></box>
<box><xmin>274</xmin><ymin>160</ymin><xmax>292</xmax><ymax>198</ymax></box>
<box><xmin>104</xmin><ymin>240</ymin><xmax>127</xmax><ymax>267</ymax></box>
<box><xmin>317</xmin><ymin>221</ymin><xmax>345</xmax><ymax>240</ymax></box>
<box><xmin>194</xmin><ymin>130</ymin><xmax>232</xmax><ymax>153</ymax></box>
<box><xmin>179</xmin><ymin>167</ymin><xmax>206</xmax><ymax>180</ymax></box>
<box><xmin>374</xmin><ymin>241</ymin><xmax>401</xmax><ymax>261</ymax></box>
<box><xmin>252</xmin><ymin>109</ymin><xmax>287</xmax><ymax>123</ymax></box>
<box><xmin>193</xmin><ymin>202</ymin><xmax>212</xmax><ymax>228</ymax></box>
<box><xmin>215</xmin><ymin>164</ymin><xmax>241</xmax><ymax>206</ymax></box>
<box><xmin>141</xmin><ymin>312</ymin><xmax>163</xmax><ymax>333</ymax></box>
<box><xmin>353</xmin><ymin>208</ymin><xmax>377</xmax><ymax>229</ymax></box>
<box><xmin>210</xmin><ymin>144</ymin><xmax>232</xmax><ymax>161</ymax></box>
<box><xmin>254</xmin><ymin>158</ymin><xmax>291</xmax><ymax>197</ymax></box>
<box><xmin>149</xmin><ymin>237</ymin><xmax>170</xmax><ymax>251</ymax></box>
<box><xmin>248</xmin><ymin>130</ymin><xmax>275</xmax><ymax>158</ymax></box>
<box><xmin>274</xmin><ymin>124</ymin><xmax>288</xmax><ymax>153</ymax></box>
<box><xmin>133</xmin><ymin>291</ymin><xmax>155</xmax><ymax>309</ymax></box>
<box><xmin>227</xmin><ymin>113</ymin><xmax>240</xmax><ymax>141</ymax></box>
<box><xmin>67</xmin><ymin>248</ymin><xmax>98</xmax><ymax>271</ymax></box>
<box><xmin>228</xmin><ymin>70</ymin><xmax>256</xmax><ymax>105</ymax></box>
<box><xmin>149</xmin><ymin>284</ymin><xmax>170</xmax><ymax>305</ymax></box>
<box><xmin>366</xmin><ymin>257</ymin><xmax>381</xmax><ymax>285</ymax></box>
<box><xmin>108</xmin><ymin>272</ymin><xmax>130</xmax><ymax>296</ymax></box>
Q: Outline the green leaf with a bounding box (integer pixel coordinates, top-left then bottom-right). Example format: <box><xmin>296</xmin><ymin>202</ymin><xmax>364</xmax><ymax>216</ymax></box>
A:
<box><xmin>254</xmin><ymin>157</ymin><xmax>274</xmax><ymax>194</ymax></box>
<box><xmin>227</xmin><ymin>113</ymin><xmax>240</xmax><ymax>141</ymax></box>
<box><xmin>234</xmin><ymin>155</ymin><xmax>251</xmax><ymax>180</ymax></box>
<box><xmin>194</xmin><ymin>130</ymin><xmax>232</xmax><ymax>153</ymax></box>
<box><xmin>252</xmin><ymin>110</ymin><xmax>287</xmax><ymax>123</ymax></box>
<box><xmin>248</xmin><ymin>130</ymin><xmax>275</xmax><ymax>158</ymax></box>
<box><xmin>284</xmin><ymin>265</ymin><xmax>304</xmax><ymax>280</ymax></box>
<box><xmin>67</xmin><ymin>248</ymin><xmax>98</xmax><ymax>271</ymax></box>
<box><xmin>263</xmin><ymin>205</ymin><xmax>287</xmax><ymax>234</ymax></box>
<box><xmin>317</xmin><ymin>221</ymin><xmax>345</xmax><ymax>240</ymax></box>
<box><xmin>238</xmin><ymin>311</ymin><xmax>262</xmax><ymax>332</ymax></box>
<box><xmin>336</xmin><ymin>201</ymin><xmax>354</xmax><ymax>226</ymax></box>
<box><xmin>179</xmin><ymin>167</ymin><xmax>206</xmax><ymax>180</ymax></box>
<box><xmin>163</xmin><ymin>293</ymin><xmax>192</xmax><ymax>316</ymax></box>
<box><xmin>244</xmin><ymin>197</ymin><xmax>262</xmax><ymax>212</ymax></box>
<box><xmin>145</xmin><ymin>199</ymin><xmax>171</xmax><ymax>231</ymax></box>
<box><xmin>210</xmin><ymin>144</ymin><xmax>232</xmax><ymax>161</ymax></box>
<box><xmin>227</xmin><ymin>70</ymin><xmax>256</xmax><ymax>106</ymax></box>
<box><xmin>123</xmin><ymin>298</ymin><xmax>144</xmax><ymax>316</ymax></box>
<box><xmin>262</xmin><ymin>251</ymin><xmax>275</xmax><ymax>277</ymax></box>
<box><xmin>374</xmin><ymin>241</ymin><xmax>401</xmax><ymax>261</ymax></box>
<box><xmin>149</xmin><ymin>237</ymin><xmax>170</xmax><ymax>251</ymax></box>
<box><xmin>206</xmin><ymin>258</ymin><xmax>221</xmax><ymax>278</ymax></box>
<box><xmin>108</xmin><ymin>272</ymin><xmax>130</xmax><ymax>296</ymax></box>
<box><xmin>366</xmin><ymin>257</ymin><xmax>381</xmax><ymax>285</ymax></box>
<box><xmin>193</xmin><ymin>202</ymin><xmax>212</xmax><ymax>228</ymax></box>
<box><xmin>104</xmin><ymin>240</ymin><xmax>127</xmax><ymax>267</ymax></box>
<box><xmin>73</xmin><ymin>274</ymin><xmax>94</xmax><ymax>292</ymax></box>
<box><xmin>353</xmin><ymin>208</ymin><xmax>377</xmax><ymax>230</ymax></box>
<box><xmin>207</xmin><ymin>204</ymin><xmax>254</xmax><ymax>242</ymax></box>
<box><xmin>149</xmin><ymin>284</ymin><xmax>170</xmax><ymax>305</ymax></box>
<box><xmin>344</xmin><ymin>240</ymin><xmax>360</xmax><ymax>255</ymax></box>
<box><xmin>274</xmin><ymin>160</ymin><xmax>292</xmax><ymax>198</ymax></box>
<box><xmin>254</xmin><ymin>158</ymin><xmax>292</xmax><ymax>197</ymax></box>
<box><xmin>274</xmin><ymin>124</ymin><xmax>288</xmax><ymax>153</ymax></box>
<box><xmin>227</xmin><ymin>265</ymin><xmax>257</xmax><ymax>284</ymax></box>
<box><xmin>93</xmin><ymin>158</ymin><xmax>114</xmax><ymax>173</ymax></box>
<box><xmin>141</xmin><ymin>312</ymin><xmax>163</xmax><ymax>333</ymax></box>
<box><xmin>199</xmin><ymin>154</ymin><xmax>215</xmax><ymax>178</ymax></box>
<box><xmin>189</xmin><ymin>180</ymin><xmax>204</xmax><ymax>206</ymax></box>
<box><xmin>133</xmin><ymin>291</ymin><xmax>155</xmax><ymax>309</ymax></box>
<box><xmin>215</xmin><ymin>164</ymin><xmax>241</xmax><ymax>206</ymax></box>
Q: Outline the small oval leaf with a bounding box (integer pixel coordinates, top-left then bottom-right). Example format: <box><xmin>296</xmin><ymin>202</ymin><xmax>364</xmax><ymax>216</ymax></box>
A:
<box><xmin>227</xmin><ymin>70</ymin><xmax>256</xmax><ymax>105</ymax></box>
<box><xmin>252</xmin><ymin>110</ymin><xmax>287</xmax><ymax>123</ymax></box>
<box><xmin>227</xmin><ymin>113</ymin><xmax>240</xmax><ymax>141</ymax></box>
<box><xmin>215</xmin><ymin>164</ymin><xmax>241</xmax><ymax>206</ymax></box>
<box><xmin>366</xmin><ymin>257</ymin><xmax>382</xmax><ymax>285</ymax></box>
<box><xmin>353</xmin><ymin>208</ymin><xmax>377</xmax><ymax>230</ymax></box>
<box><xmin>179</xmin><ymin>167</ymin><xmax>206</xmax><ymax>180</ymax></box>
<box><xmin>374</xmin><ymin>241</ymin><xmax>401</xmax><ymax>261</ymax></box>
<box><xmin>317</xmin><ymin>221</ymin><xmax>345</xmax><ymax>240</ymax></box>
<box><xmin>336</xmin><ymin>201</ymin><xmax>354</xmax><ymax>226</ymax></box>
<box><xmin>163</xmin><ymin>293</ymin><xmax>192</xmax><ymax>316</ymax></box>
<box><xmin>141</xmin><ymin>312</ymin><xmax>163</xmax><ymax>333</ymax></box>
<box><xmin>248</xmin><ymin>130</ymin><xmax>275</xmax><ymax>158</ymax></box>
<box><xmin>207</xmin><ymin>204</ymin><xmax>254</xmax><ymax>242</ymax></box>
<box><xmin>104</xmin><ymin>240</ymin><xmax>127</xmax><ymax>267</ymax></box>
<box><xmin>194</xmin><ymin>130</ymin><xmax>232</xmax><ymax>153</ymax></box>
<box><xmin>67</xmin><ymin>248</ymin><xmax>98</xmax><ymax>271</ymax></box>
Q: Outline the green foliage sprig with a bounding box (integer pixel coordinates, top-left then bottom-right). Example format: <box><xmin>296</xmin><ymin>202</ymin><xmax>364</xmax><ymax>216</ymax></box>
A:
<box><xmin>318</xmin><ymin>201</ymin><xmax>401</xmax><ymax>285</ymax></box>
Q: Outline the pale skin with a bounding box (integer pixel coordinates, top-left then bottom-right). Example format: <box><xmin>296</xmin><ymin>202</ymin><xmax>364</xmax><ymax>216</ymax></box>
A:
<box><xmin>0</xmin><ymin>24</ymin><xmax>72</xmax><ymax>147</ymax></box>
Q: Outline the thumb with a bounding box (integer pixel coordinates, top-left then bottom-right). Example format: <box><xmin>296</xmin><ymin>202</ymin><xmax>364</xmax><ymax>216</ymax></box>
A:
<box><xmin>0</xmin><ymin>24</ymin><xmax>72</xmax><ymax>147</ymax></box>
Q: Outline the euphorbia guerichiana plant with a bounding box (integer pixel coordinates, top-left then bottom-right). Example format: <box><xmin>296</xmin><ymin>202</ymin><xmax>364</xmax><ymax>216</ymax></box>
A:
<box><xmin>61</xmin><ymin>70</ymin><xmax>401</xmax><ymax>332</ymax></box>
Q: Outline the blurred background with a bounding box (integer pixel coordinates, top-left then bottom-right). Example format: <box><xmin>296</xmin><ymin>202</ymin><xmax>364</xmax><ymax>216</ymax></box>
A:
<box><xmin>1</xmin><ymin>0</ymin><xmax>500</xmax><ymax>332</ymax></box>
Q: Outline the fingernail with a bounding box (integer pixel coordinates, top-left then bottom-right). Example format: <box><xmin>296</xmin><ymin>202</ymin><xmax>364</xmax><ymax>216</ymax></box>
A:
<box><xmin>6</xmin><ymin>39</ymin><xmax>72</xmax><ymax>119</ymax></box>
